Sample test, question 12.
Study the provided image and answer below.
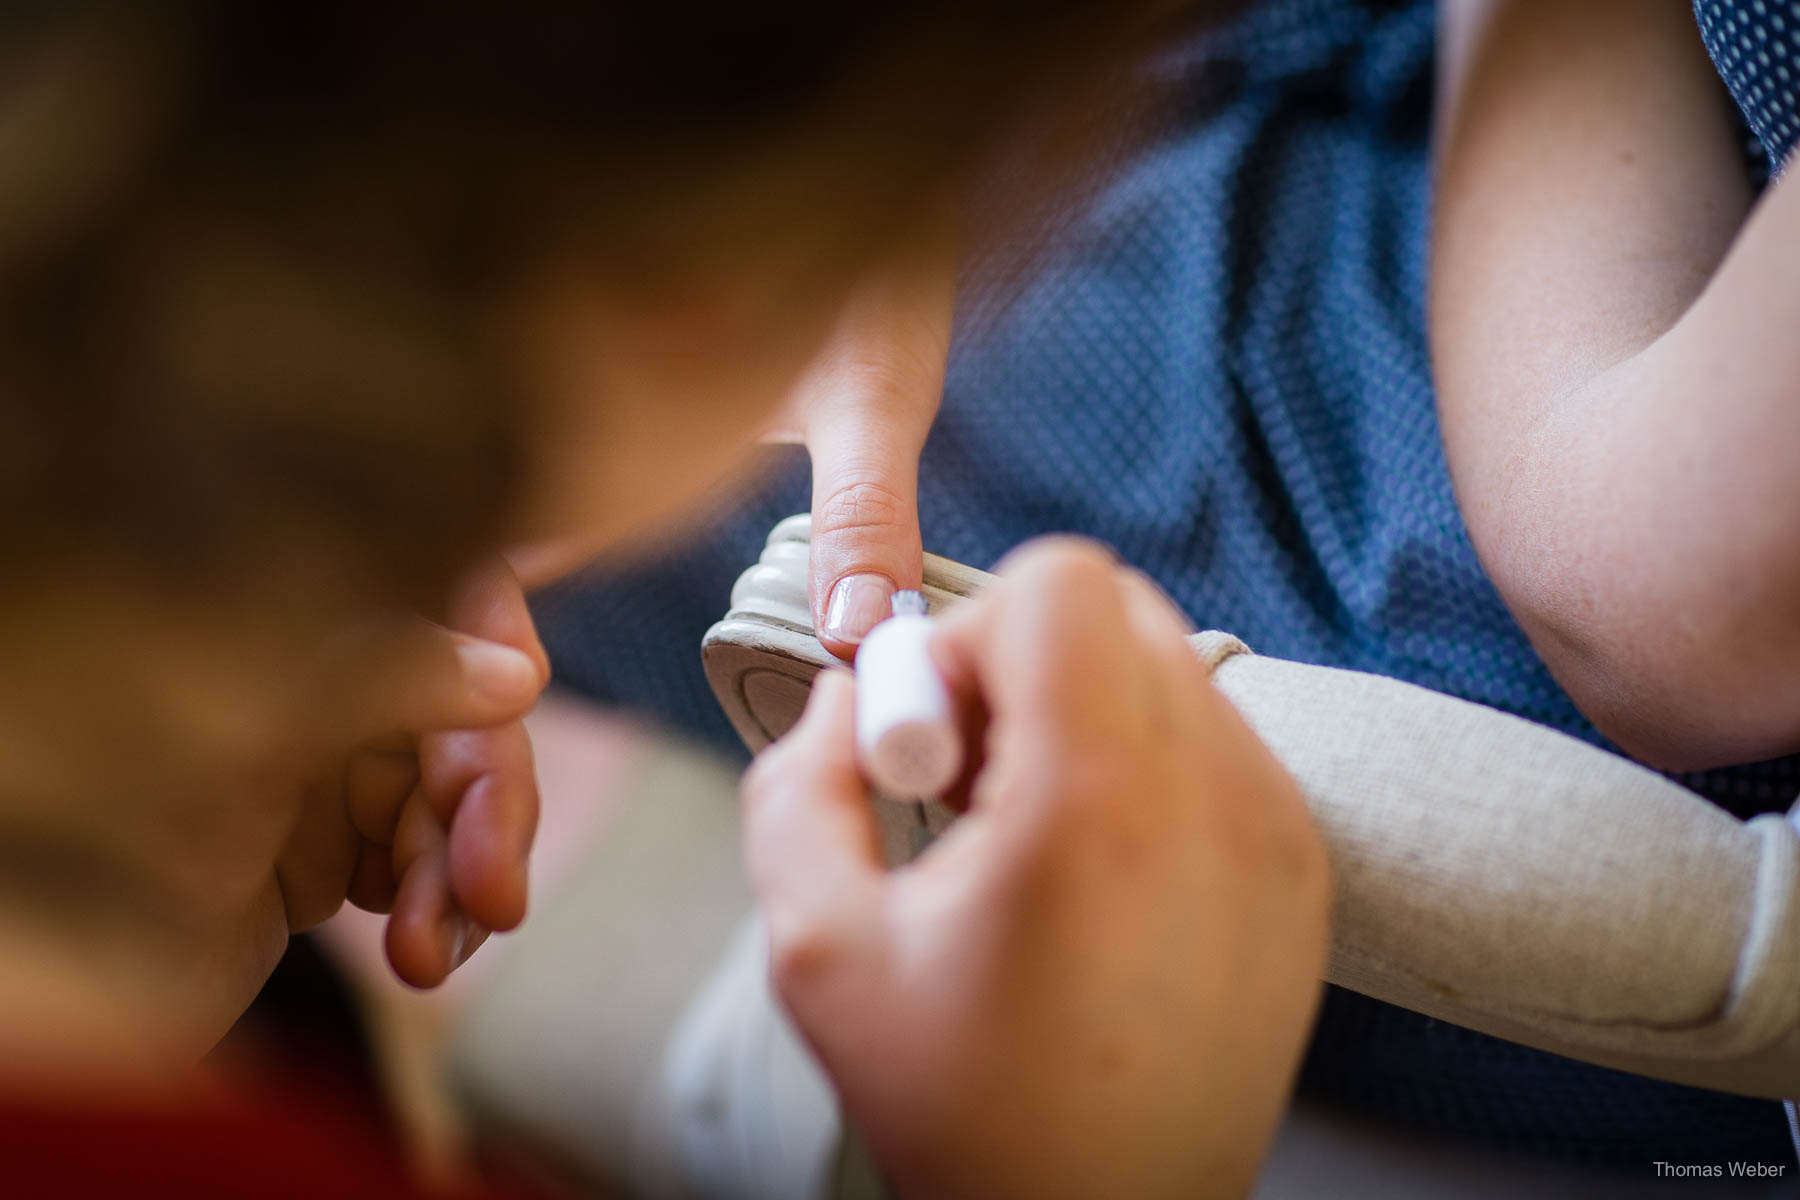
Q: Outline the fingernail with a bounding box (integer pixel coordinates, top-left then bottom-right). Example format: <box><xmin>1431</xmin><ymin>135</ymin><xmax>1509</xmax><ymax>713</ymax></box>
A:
<box><xmin>442</xmin><ymin>912</ymin><xmax>471</xmax><ymax>972</ymax></box>
<box><xmin>457</xmin><ymin>640</ymin><xmax>539</xmax><ymax>706</ymax></box>
<box><xmin>823</xmin><ymin>574</ymin><xmax>894</xmax><ymax>646</ymax></box>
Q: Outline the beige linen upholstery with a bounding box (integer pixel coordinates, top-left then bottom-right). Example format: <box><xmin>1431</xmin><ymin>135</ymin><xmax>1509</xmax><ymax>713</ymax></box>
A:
<box><xmin>702</xmin><ymin>515</ymin><xmax>1800</xmax><ymax>1098</ymax></box>
<box><xmin>1197</xmin><ymin>631</ymin><xmax>1800</xmax><ymax>1099</ymax></box>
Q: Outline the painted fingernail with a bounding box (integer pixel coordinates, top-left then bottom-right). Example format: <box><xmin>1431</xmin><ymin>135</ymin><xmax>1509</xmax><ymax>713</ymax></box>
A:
<box><xmin>823</xmin><ymin>574</ymin><xmax>895</xmax><ymax>647</ymax></box>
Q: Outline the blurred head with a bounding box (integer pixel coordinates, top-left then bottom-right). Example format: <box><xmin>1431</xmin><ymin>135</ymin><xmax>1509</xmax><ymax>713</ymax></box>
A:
<box><xmin>0</xmin><ymin>0</ymin><xmax>1179</xmax><ymax>800</ymax></box>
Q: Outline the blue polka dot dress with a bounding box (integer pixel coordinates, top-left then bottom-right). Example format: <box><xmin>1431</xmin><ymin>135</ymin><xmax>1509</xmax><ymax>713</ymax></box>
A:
<box><xmin>1697</xmin><ymin>0</ymin><xmax>1800</xmax><ymax>174</ymax></box>
<box><xmin>534</xmin><ymin>0</ymin><xmax>1800</xmax><ymax>1169</ymax></box>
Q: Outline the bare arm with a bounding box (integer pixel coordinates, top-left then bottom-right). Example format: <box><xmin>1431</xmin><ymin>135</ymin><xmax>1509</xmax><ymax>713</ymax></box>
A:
<box><xmin>1432</xmin><ymin>0</ymin><xmax>1800</xmax><ymax>769</ymax></box>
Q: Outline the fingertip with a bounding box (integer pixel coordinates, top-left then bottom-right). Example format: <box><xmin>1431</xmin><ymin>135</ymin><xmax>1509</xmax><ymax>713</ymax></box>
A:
<box><xmin>450</xmin><ymin>558</ymin><xmax>552</xmax><ymax>678</ymax></box>
<box><xmin>450</xmin><ymin>855</ymin><xmax>527</xmax><ymax>933</ymax></box>
<box><xmin>385</xmin><ymin>868</ymin><xmax>450</xmax><ymax>989</ymax></box>
<box><xmin>1118</xmin><ymin>568</ymin><xmax>1197</xmax><ymax>637</ymax></box>
<box><xmin>819</xmin><ymin>573</ymin><xmax>895</xmax><ymax>656</ymax></box>
<box><xmin>456</xmin><ymin>638</ymin><xmax>542</xmax><ymax>716</ymax></box>
<box><xmin>446</xmin><ymin>771</ymin><xmax>534</xmax><ymax>932</ymax></box>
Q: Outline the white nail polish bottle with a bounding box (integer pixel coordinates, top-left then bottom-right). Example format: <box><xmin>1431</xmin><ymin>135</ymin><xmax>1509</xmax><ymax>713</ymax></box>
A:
<box><xmin>855</xmin><ymin>590</ymin><xmax>962</xmax><ymax>799</ymax></box>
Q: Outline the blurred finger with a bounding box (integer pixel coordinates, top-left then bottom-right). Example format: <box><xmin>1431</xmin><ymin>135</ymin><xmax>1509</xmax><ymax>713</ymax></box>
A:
<box><xmin>274</xmin><ymin>769</ymin><xmax>358</xmax><ymax>932</ymax></box>
<box><xmin>504</xmin><ymin>539</ymin><xmax>605</xmax><ymax>591</ymax></box>
<box><xmin>1117</xmin><ymin>568</ymin><xmax>1198</xmax><ymax>641</ymax></box>
<box><xmin>1114</xmin><ymin>568</ymin><xmax>1258</xmax><ymax>733</ymax></box>
<box><xmin>385</xmin><ymin>797</ymin><xmax>473</xmax><ymax>988</ymax></box>
<box><xmin>330</xmin><ymin>618</ymin><xmax>540</xmax><ymax>748</ymax></box>
<box><xmin>446</xmin><ymin>745</ymin><xmax>539</xmax><ymax>932</ymax></box>
<box><xmin>446</xmin><ymin>556</ymin><xmax>550</xmax><ymax>683</ymax></box>
<box><xmin>346</xmin><ymin>839</ymin><xmax>398</xmax><ymax>914</ymax></box>
<box><xmin>742</xmin><ymin>670</ymin><xmax>885</xmax><ymax>954</ymax></box>
<box><xmin>416</xmin><ymin>720</ymin><xmax>537</xmax><ymax>932</ymax></box>
<box><xmin>931</xmin><ymin>538</ymin><xmax>1149</xmax><ymax>747</ymax></box>
<box><xmin>416</xmin><ymin>721</ymin><xmax>535</xmax><ymax>825</ymax></box>
<box><xmin>345</xmin><ymin>745</ymin><xmax>419</xmax><ymax>845</ymax></box>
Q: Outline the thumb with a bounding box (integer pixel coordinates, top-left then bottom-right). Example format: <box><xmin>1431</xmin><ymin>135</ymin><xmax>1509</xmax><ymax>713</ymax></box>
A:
<box><xmin>740</xmin><ymin>670</ymin><xmax>886</xmax><ymax>971</ymax></box>
<box><xmin>445</xmin><ymin>556</ymin><xmax>550</xmax><ymax>683</ymax></box>
<box><xmin>327</xmin><ymin>618</ymin><xmax>541</xmax><ymax>749</ymax></box>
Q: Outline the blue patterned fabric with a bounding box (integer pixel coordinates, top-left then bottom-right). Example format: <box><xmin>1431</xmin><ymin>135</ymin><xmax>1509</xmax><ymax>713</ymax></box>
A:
<box><xmin>534</xmin><ymin>0</ymin><xmax>1799</xmax><ymax>1167</ymax></box>
<box><xmin>1698</xmin><ymin>0</ymin><xmax>1800</xmax><ymax>173</ymax></box>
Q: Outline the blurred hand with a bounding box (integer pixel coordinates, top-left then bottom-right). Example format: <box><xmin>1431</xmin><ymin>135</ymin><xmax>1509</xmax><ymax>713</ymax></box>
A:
<box><xmin>279</xmin><ymin>558</ymin><xmax>548</xmax><ymax>988</ymax></box>
<box><xmin>771</xmin><ymin>216</ymin><xmax>956</xmax><ymax>659</ymax></box>
<box><xmin>741</xmin><ymin>540</ymin><xmax>1332</xmax><ymax>1199</ymax></box>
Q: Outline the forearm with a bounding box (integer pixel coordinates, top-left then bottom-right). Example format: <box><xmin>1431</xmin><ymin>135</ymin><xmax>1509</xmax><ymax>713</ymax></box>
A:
<box><xmin>1430</xmin><ymin>0</ymin><xmax>1800</xmax><ymax>766</ymax></box>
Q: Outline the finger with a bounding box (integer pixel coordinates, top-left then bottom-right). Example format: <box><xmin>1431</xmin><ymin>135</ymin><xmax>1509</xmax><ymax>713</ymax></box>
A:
<box><xmin>808</xmin><ymin>438</ymin><xmax>925</xmax><ymax>659</ymax></box>
<box><xmin>418</xmin><ymin>721</ymin><xmax>537</xmax><ymax>932</ymax></box>
<box><xmin>330</xmin><ymin>618</ymin><xmax>541</xmax><ymax>748</ymax></box>
<box><xmin>446</xmin><ymin>731</ymin><xmax>538</xmax><ymax>932</ymax></box>
<box><xmin>346</xmin><ymin>839</ymin><xmax>398</xmax><ymax>914</ymax></box>
<box><xmin>385</xmin><ymin>794</ymin><xmax>477</xmax><ymax>988</ymax></box>
<box><xmin>1114</xmin><ymin>568</ymin><xmax>1254</xmax><ymax>732</ymax></box>
<box><xmin>446</xmin><ymin>556</ymin><xmax>550</xmax><ymax>684</ymax></box>
<box><xmin>1118</xmin><ymin>568</ymin><xmax>1198</xmax><ymax>640</ymax></box>
<box><xmin>416</xmin><ymin>722</ymin><xmax>534</xmax><ymax>826</ymax></box>
<box><xmin>742</xmin><ymin>671</ymin><xmax>885</xmax><ymax>957</ymax></box>
<box><xmin>930</xmin><ymin>538</ymin><xmax>1151</xmax><ymax>748</ymax></box>
<box><xmin>274</xmin><ymin>769</ymin><xmax>359</xmax><ymax>933</ymax></box>
<box><xmin>1112</xmin><ymin>569</ymin><xmax>1210</xmax><ymax>739</ymax></box>
<box><xmin>934</xmin><ymin>690</ymin><xmax>991</xmax><ymax>815</ymax></box>
<box><xmin>799</xmin><ymin>262</ymin><xmax>951</xmax><ymax>659</ymax></box>
<box><xmin>503</xmin><ymin>538</ymin><xmax>605</xmax><ymax>591</ymax></box>
<box><xmin>345</xmin><ymin>746</ymin><xmax>419</xmax><ymax>845</ymax></box>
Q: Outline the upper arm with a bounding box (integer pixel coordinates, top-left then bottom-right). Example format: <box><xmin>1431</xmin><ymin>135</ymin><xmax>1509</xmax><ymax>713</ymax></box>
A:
<box><xmin>1431</xmin><ymin>1</ymin><xmax>1800</xmax><ymax>768</ymax></box>
<box><xmin>1431</xmin><ymin>0</ymin><xmax>1751</xmax><ymax>490</ymax></box>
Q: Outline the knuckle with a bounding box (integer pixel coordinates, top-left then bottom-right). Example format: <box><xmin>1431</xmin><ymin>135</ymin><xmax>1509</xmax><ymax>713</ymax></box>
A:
<box><xmin>816</xmin><ymin>479</ymin><xmax>913</xmax><ymax>539</ymax></box>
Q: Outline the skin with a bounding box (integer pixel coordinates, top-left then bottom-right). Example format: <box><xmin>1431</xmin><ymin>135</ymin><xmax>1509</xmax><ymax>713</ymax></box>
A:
<box><xmin>820</xmin><ymin>2</ymin><xmax>1800</xmax><ymax>773</ymax></box>
<box><xmin>0</xmin><ymin>567</ymin><xmax>548</xmax><ymax>1074</ymax></box>
<box><xmin>745</xmin><ymin>542</ymin><xmax>1331</xmax><ymax>1199</ymax></box>
<box><xmin>775</xmin><ymin>211</ymin><xmax>958</xmax><ymax>658</ymax></box>
<box><xmin>3</xmin><ymin>211</ymin><xmax>1331</xmax><ymax>1195</ymax></box>
<box><xmin>0</xmin><ymin>262</ymin><xmax>815</xmax><ymax>1074</ymax></box>
<box><xmin>1431</xmin><ymin>0</ymin><xmax>1800</xmax><ymax>770</ymax></box>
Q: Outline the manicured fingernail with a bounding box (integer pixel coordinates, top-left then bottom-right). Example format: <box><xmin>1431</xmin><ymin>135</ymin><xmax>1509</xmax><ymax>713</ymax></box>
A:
<box><xmin>823</xmin><ymin>574</ymin><xmax>895</xmax><ymax>646</ymax></box>
<box><xmin>457</xmin><ymin>640</ymin><xmax>538</xmax><ymax>705</ymax></box>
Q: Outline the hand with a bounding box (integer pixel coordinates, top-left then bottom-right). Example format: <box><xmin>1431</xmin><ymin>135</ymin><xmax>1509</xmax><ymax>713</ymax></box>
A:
<box><xmin>771</xmin><ymin>213</ymin><xmax>956</xmax><ymax>659</ymax></box>
<box><xmin>741</xmin><ymin>540</ymin><xmax>1332</xmax><ymax>1199</ymax></box>
<box><xmin>280</xmin><ymin>558</ymin><xmax>548</xmax><ymax>989</ymax></box>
